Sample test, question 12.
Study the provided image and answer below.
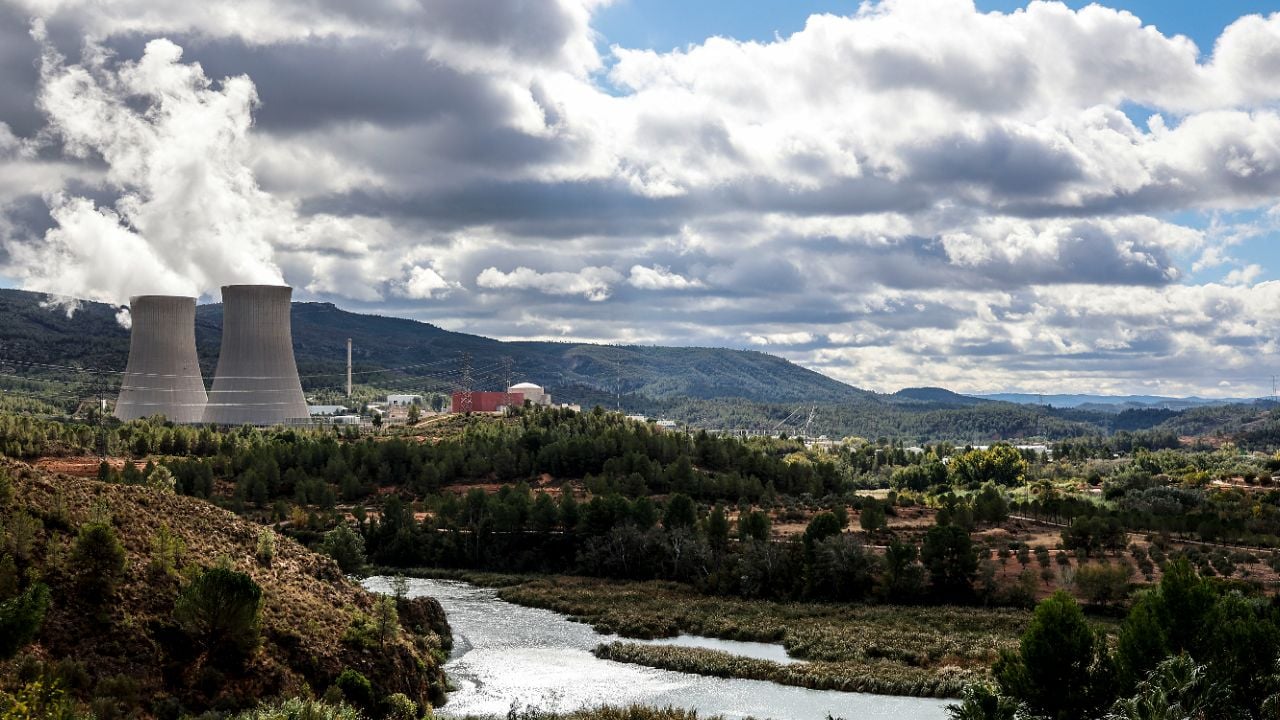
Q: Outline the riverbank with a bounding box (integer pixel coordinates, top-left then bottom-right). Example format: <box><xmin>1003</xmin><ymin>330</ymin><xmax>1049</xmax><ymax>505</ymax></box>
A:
<box><xmin>477</xmin><ymin>706</ymin><xmax>740</xmax><ymax>720</ymax></box>
<box><xmin>382</xmin><ymin>568</ymin><xmax>1028</xmax><ymax>698</ymax></box>
<box><xmin>370</xmin><ymin>576</ymin><xmax>952</xmax><ymax>719</ymax></box>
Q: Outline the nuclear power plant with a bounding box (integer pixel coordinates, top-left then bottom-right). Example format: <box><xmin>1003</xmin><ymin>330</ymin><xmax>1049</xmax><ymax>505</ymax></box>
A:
<box><xmin>202</xmin><ymin>285</ymin><xmax>309</xmax><ymax>425</ymax></box>
<box><xmin>114</xmin><ymin>284</ymin><xmax>309</xmax><ymax>426</ymax></box>
<box><xmin>113</xmin><ymin>295</ymin><xmax>208</xmax><ymax>423</ymax></box>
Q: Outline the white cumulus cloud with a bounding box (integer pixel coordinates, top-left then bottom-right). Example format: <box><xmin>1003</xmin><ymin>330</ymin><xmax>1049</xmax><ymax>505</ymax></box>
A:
<box><xmin>627</xmin><ymin>264</ymin><xmax>702</xmax><ymax>290</ymax></box>
<box><xmin>476</xmin><ymin>265</ymin><xmax>622</xmax><ymax>301</ymax></box>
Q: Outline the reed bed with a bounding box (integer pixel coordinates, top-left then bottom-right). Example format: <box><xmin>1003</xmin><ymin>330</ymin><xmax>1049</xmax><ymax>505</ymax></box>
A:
<box><xmin>593</xmin><ymin>642</ymin><xmax>979</xmax><ymax>698</ymax></box>
<box><xmin>497</xmin><ymin>576</ymin><xmax>1025</xmax><ymax>673</ymax></box>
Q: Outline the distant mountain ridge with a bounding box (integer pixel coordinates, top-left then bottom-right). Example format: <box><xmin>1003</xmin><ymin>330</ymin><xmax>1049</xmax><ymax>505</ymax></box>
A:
<box><xmin>0</xmin><ymin>288</ymin><xmax>866</xmax><ymax>406</ymax></box>
<box><xmin>975</xmin><ymin>392</ymin><xmax>1259</xmax><ymax>412</ymax></box>
<box><xmin>1</xmin><ymin>288</ymin><xmax>1272</xmax><ymax>442</ymax></box>
<box><xmin>891</xmin><ymin>387</ymin><xmax>987</xmax><ymax>406</ymax></box>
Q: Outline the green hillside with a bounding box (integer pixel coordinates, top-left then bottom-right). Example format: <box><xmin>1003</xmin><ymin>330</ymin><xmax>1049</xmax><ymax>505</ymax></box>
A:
<box><xmin>0</xmin><ymin>288</ymin><xmax>1269</xmax><ymax>442</ymax></box>
<box><xmin>0</xmin><ymin>288</ymin><xmax>865</xmax><ymax>408</ymax></box>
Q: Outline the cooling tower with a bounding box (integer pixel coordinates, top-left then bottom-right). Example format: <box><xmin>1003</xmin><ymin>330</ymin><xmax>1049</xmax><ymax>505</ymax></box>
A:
<box><xmin>114</xmin><ymin>295</ymin><xmax>208</xmax><ymax>423</ymax></box>
<box><xmin>202</xmin><ymin>285</ymin><xmax>309</xmax><ymax>425</ymax></box>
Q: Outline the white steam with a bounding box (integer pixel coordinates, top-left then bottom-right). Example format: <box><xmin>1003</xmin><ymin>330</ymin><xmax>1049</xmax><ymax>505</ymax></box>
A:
<box><xmin>7</xmin><ymin>29</ymin><xmax>289</xmax><ymax>306</ymax></box>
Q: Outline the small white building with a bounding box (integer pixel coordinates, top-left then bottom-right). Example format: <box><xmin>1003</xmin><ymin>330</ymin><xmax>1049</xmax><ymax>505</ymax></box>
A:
<box><xmin>508</xmin><ymin>382</ymin><xmax>550</xmax><ymax>406</ymax></box>
<box><xmin>387</xmin><ymin>394</ymin><xmax>423</xmax><ymax>406</ymax></box>
<box><xmin>308</xmin><ymin>405</ymin><xmax>348</xmax><ymax>417</ymax></box>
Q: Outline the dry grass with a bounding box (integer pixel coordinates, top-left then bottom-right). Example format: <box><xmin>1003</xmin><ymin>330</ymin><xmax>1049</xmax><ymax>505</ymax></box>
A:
<box><xmin>3</xmin><ymin>459</ymin><xmax>449</xmax><ymax>710</ymax></box>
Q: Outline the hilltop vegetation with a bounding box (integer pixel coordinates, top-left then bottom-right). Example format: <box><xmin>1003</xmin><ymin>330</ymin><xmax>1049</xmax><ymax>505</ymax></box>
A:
<box><xmin>0</xmin><ymin>459</ymin><xmax>450</xmax><ymax>718</ymax></box>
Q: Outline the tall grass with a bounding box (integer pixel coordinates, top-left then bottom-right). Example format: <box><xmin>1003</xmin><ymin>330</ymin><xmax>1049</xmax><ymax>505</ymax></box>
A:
<box><xmin>593</xmin><ymin>642</ymin><xmax>977</xmax><ymax>698</ymax></box>
<box><xmin>484</xmin><ymin>575</ymin><xmax>1028</xmax><ymax>697</ymax></box>
<box><xmin>461</xmin><ymin>705</ymin><xmax>747</xmax><ymax>720</ymax></box>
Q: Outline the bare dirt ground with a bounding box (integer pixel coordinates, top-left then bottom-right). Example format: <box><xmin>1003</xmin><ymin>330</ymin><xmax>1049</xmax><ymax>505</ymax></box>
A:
<box><xmin>34</xmin><ymin>455</ymin><xmax>142</xmax><ymax>477</ymax></box>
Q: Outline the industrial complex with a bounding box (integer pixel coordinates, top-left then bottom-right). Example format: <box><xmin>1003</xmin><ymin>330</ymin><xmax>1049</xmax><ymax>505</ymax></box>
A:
<box><xmin>111</xmin><ymin>284</ymin><xmax>571</xmax><ymax>427</ymax></box>
<box><xmin>114</xmin><ymin>284</ymin><xmax>309</xmax><ymax>426</ymax></box>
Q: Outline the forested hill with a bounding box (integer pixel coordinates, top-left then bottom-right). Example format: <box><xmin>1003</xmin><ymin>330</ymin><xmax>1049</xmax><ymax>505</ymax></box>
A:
<box><xmin>3</xmin><ymin>288</ymin><xmax>1274</xmax><ymax>442</ymax></box>
<box><xmin>0</xmin><ymin>288</ymin><xmax>867</xmax><ymax>405</ymax></box>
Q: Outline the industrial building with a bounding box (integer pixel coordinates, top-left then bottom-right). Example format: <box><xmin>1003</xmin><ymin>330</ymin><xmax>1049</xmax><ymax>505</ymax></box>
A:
<box><xmin>508</xmin><ymin>382</ymin><xmax>550</xmax><ymax>406</ymax></box>
<box><xmin>114</xmin><ymin>295</ymin><xmax>208</xmax><ymax>423</ymax></box>
<box><xmin>451</xmin><ymin>391</ymin><xmax>524</xmax><ymax>413</ymax></box>
<box><xmin>202</xmin><ymin>285</ymin><xmax>309</xmax><ymax>426</ymax></box>
<box><xmin>387</xmin><ymin>394</ymin><xmax>422</xmax><ymax>406</ymax></box>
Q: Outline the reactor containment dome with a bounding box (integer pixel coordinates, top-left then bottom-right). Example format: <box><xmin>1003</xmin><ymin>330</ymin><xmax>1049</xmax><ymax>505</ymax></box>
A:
<box><xmin>114</xmin><ymin>295</ymin><xmax>209</xmax><ymax>423</ymax></box>
<box><xmin>203</xmin><ymin>284</ymin><xmax>309</xmax><ymax>425</ymax></box>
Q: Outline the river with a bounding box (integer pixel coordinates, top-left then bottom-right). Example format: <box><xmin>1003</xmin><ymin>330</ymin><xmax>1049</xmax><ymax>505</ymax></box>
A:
<box><xmin>364</xmin><ymin>577</ymin><xmax>950</xmax><ymax>720</ymax></box>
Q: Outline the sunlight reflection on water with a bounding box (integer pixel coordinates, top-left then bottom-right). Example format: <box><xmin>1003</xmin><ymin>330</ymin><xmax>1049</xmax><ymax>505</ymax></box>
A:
<box><xmin>364</xmin><ymin>577</ymin><xmax>950</xmax><ymax>720</ymax></box>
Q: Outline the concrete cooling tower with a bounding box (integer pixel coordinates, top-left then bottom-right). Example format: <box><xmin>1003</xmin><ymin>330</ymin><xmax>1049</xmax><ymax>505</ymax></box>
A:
<box><xmin>114</xmin><ymin>295</ymin><xmax>208</xmax><ymax>423</ymax></box>
<box><xmin>202</xmin><ymin>285</ymin><xmax>309</xmax><ymax>425</ymax></box>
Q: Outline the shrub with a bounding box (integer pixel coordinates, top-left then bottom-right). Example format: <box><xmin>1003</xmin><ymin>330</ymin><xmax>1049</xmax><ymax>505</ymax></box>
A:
<box><xmin>173</xmin><ymin>567</ymin><xmax>262</xmax><ymax>661</ymax></box>
<box><xmin>946</xmin><ymin>683</ymin><xmax>1019</xmax><ymax>720</ymax></box>
<box><xmin>92</xmin><ymin>674</ymin><xmax>143</xmax><ymax>720</ymax></box>
<box><xmin>233</xmin><ymin>697</ymin><xmax>361</xmax><ymax>720</ymax></box>
<box><xmin>384</xmin><ymin>693</ymin><xmax>418</xmax><ymax>720</ymax></box>
<box><xmin>148</xmin><ymin>524</ymin><xmax>186</xmax><ymax>578</ymax></box>
<box><xmin>1074</xmin><ymin>562</ymin><xmax>1132</xmax><ymax>606</ymax></box>
<box><xmin>858</xmin><ymin>501</ymin><xmax>887</xmax><ymax>533</ymax></box>
<box><xmin>0</xmin><ymin>679</ymin><xmax>77</xmax><ymax>720</ymax></box>
<box><xmin>0</xmin><ymin>583</ymin><xmax>50</xmax><ymax>659</ymax></box>
<box><xmin>72</xmin><ymin>523</ymin><xmax>127</xmax><ymax>599</ymax></box>
<box><xmin>146</xmin><ymin>465</ymin><xmax>176</xmax><ymax>494</ymax></box>
<box><xmin>1109</xmin><ymin>655</ymin><xmax>1227</xmax><ymax>720</ymax></box>
<box><xmin>256</xmin><ymin>529</ymin><xmax>276</xmax><ymax>568</ymax></box>
<box><xmin>320</xmin><ymin>525</ymin><xmax>367</xmax><ymax>576</ymax></box>
<box><xmin>333</xmin><ymin>669</ymin><xmax>374</xmax><ymax>713</ymax></box>
<box><xmin>0</xmin><ymin>555</ymin><xmax>17</xmax><ymax>599</ymax></box>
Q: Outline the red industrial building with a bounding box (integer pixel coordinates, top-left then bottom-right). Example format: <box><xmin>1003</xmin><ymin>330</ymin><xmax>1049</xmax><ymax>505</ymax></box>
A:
<box><xmin>450</xmin><ymin>391</ymin><xmax>524</xmax><ymax>413</ymax></box>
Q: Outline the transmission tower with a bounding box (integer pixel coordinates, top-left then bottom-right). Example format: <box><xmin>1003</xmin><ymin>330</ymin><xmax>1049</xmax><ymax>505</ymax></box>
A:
<box><xmin>461</xmin><ymin>353</ymin><xmax>473</xmax><ymax>413</ymax></box>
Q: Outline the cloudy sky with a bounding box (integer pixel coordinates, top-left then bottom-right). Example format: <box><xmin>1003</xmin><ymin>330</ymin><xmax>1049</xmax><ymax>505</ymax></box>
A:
<box><xmin>1</xmin><ymin>0</ymin><xmax>1279</xmax><ymax>397</ymax></box>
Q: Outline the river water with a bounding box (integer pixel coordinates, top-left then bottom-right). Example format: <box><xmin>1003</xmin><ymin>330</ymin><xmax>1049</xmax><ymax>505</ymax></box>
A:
<box><xmin>364</xmin><ymin>577</ymin><xmax>950</xmax><ymax>720</ymax></box>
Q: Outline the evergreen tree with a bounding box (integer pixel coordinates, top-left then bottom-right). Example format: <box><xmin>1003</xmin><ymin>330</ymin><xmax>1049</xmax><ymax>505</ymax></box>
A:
<box><xmin>995</xmin><ymin>591</ymin><xmax>1110</xmax><ymax>720</ymax></box>
<box><xmin>662</xmin><ymin>494</ymin><xmax>697</xmax><ymax>530</ymax></box>
<box><xmin>921</xmin><ymin>524</ymin><xmax>978</xmax><ymax>601</ymax></box>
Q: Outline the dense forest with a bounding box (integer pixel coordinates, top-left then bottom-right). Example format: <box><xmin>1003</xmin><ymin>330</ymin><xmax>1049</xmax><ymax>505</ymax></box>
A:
<box><xmin>6</xmin><ymin>406</ymin><xmax>1280</xmax><ymax>606</ymax></box>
